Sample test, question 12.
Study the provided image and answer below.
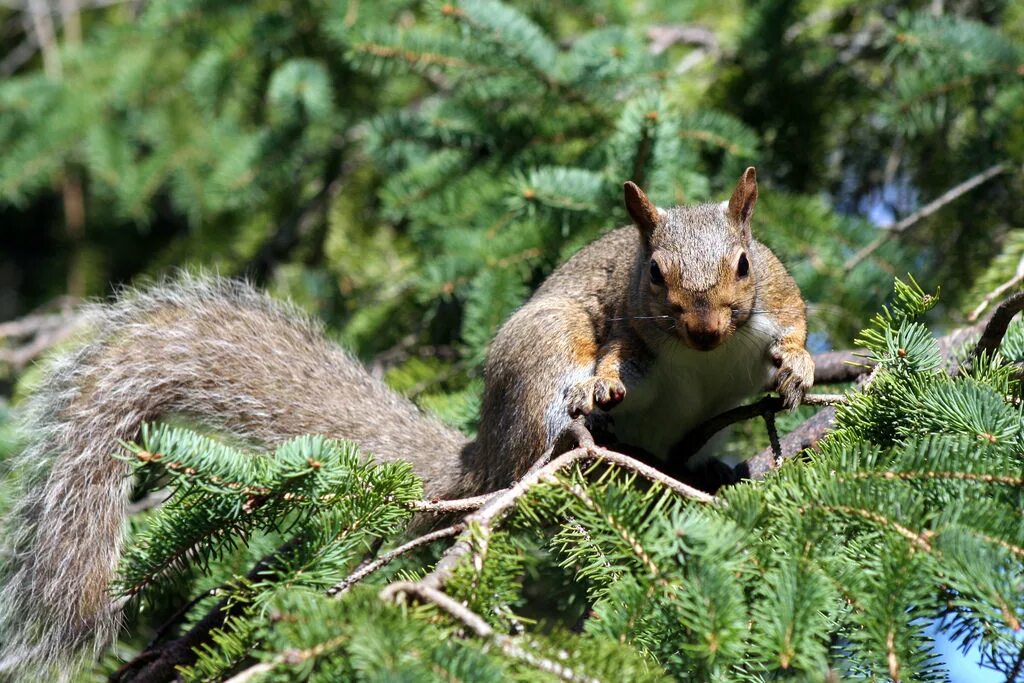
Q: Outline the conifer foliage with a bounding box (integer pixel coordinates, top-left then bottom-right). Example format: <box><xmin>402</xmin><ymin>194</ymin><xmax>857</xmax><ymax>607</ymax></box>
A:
<box><xmin>105</xmin><ymin>280</ymin><xmax>1024</xmax><ymax>682</ymax></box>
<box><xmin>2</xmin><ymin>1</ymin><xmax>1024</xmax><ymax>681</ymax></box>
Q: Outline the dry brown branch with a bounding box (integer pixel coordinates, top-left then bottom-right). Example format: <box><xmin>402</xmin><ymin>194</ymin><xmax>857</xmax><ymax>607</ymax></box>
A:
<box><xmin>811</xmin><ymin>307</ymin><xmax>995</xmax><ymax>386</ymax></box>
<box><xmin>670</xmin><ymin>392</ymin><xmax>847</xmax><ymax>462</ymax></box>
<box><xmin>326</xmin><ymin>523</ymin><xmax>465</xmax><ymax>597</ymax></box>
<box><xmin>763</xmin><ymin>409</ymin><xmax>782</xmax><ymax>460</ymax></box>
<box><xmin>735</xmin><ymin>290</ymin><xmax>1024</xmax><ymax>481</ymax></box>
<box><xmin>379</xmin><ymin>425</ymin><xmax>720</xmax><ymax>681</ymax></box>
<box><xmin>409</xmin><ymin>491</ymin><xmax>499</xmax><ymax>513</ymax></box>
<box><xmin>0</xmin><ymin>300</ymin><xmax>81</xmax><ymax>372</ymax></box>
<box><xmin>384</xmin><ymin>436</ymin><xmax>716</xmax><ymax>606</ymax></box>
<box><xmin>969</xmin><ymin>253</ymin><xmax>1024</xmax><ymax>322</ymax></box>
<box><xmin>385</xmin><ymin>582</ymin><xmax>600</xmax><ymax>683</ymax></box>
<box><xmin>844</xmin><ymin>162</ymin><xmax>1008</xmax><ymax>271</ymax></box>
<box><xmin>813</xmin><ymin>349</ymin><xmax>875</xmax><ymax>384</ymax></box>
<box><xmin>739</xmin><ymin>406</ymin><xmax>838</xmax><ymax>480</ymax></box>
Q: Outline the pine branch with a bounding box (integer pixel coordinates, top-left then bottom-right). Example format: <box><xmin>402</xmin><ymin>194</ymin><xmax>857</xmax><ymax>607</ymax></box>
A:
<box><xmin>671</xmin><ymin>393</ymin><xmax>847</xmax><ymax>461</ymax></box>
<box><xmin>811</xmin><ymin>504</ymin><xmax>933</xmax><ymax>552</ymax></box>
<box><xmin>112</xmin><ymin>535</ymin><xmax>305</xmax><ymax>683</ymax></box>
<box><xmin>410</xmin><ymin>491</ymin><xmax>500</xmax><ymax>513</ymax></box>
<box><xmin>382</xmin><ymin>424</ymin><xmax>715</xmax><ymax>615</ymax></box>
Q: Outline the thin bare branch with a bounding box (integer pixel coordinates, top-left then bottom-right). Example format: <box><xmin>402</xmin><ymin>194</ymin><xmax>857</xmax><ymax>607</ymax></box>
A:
<box><xmin>0</xmin><ymin>305</ymin><xmax>81</xmax><ymax>372</ymax></box>
<box><xmin>739</xmin><ymin>406</ymin><xmax>838</xmax><ymax>480</ymax></box>
<box><xmin>410</xmin><ymin>492</ymin><xmax>499</xmax><ymax>513</ymax></box>
<box><xmin>384</xmin><ymin>582</ymin><xmax>600</xmax><ymax>683</ymax></box>
<box><xmin>125</xmin><ymin>489</ymin><xmax>171</xmax><ymax>515</ymax></box>
<box><xmin>327</xmin><ymin>523</ymin><xmax>465</xmax><ymax>597</ymax></box>
<box><xmin>27</xmin><ymin>0</ymin><xmax>61</xmax><ymax>78</ymax></box>
<box><xmin>844</xmin><ymin>162</ymin><xmax>1009</xmax><ymax>271</ymax></box>
<box><xmin>646</xmin><ymin>23</ymin><xmax>719</xmax><ymax>54</ymax></box>
<box><xmin>671</xmin><ymin>392</ymin><xmax>845</xmax><ymax>462</ymax></box>
<box><xmin>969</xmin><ymin>252</ymin><xmax>1024</xmax><ymax>322</ymax></box>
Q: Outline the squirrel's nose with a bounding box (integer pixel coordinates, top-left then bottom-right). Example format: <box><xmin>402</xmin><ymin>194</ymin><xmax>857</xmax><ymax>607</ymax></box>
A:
<box><xmin>685</xmin><ymin>325</ymin><xmax>723</xmax><ymax>351</ymax></box>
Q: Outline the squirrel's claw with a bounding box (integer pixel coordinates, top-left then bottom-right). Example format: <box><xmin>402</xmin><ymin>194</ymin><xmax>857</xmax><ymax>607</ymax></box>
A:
<box><xmin>772</xmin><ymin>348</ymin><xmax>814</xmax><ymax>409</ymax></box>
<box><xmin>567</xmin><ymin>376</ymin><xmax>626</xmax><ymax>418</ymax></box>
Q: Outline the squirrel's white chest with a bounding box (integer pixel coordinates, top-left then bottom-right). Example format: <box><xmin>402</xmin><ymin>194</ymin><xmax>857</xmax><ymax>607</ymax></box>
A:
<box><xmin>609</xmin><ymin>313</ymin><xmax>779</xmax><ymax>459</ymax></box>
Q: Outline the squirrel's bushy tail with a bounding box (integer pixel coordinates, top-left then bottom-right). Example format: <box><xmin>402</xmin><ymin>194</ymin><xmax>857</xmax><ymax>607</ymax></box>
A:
<box><xmin>0</xmin><ymin>275</ymin><xmax>470</xmax><ymax>680</ymax></box>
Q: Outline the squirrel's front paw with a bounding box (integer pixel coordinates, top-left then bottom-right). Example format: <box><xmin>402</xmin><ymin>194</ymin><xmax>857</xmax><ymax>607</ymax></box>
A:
<box><xmin>567</xmin><ymin>376</ymin><xmax>626</xmax><ymax>418</ymax></box>
<box><xmin>771</xmin><ymin>347</ymin><xmax>814</xmax><ymax>409</ymax></box>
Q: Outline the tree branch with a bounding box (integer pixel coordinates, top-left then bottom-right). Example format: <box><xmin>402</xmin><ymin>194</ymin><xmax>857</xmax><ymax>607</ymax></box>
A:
<box><xmin>410</xmin><ymin>491</ymin><xmax>500</xmax><ymax>513</ymax></box>
<box><xmin>384</xmin><ymin>436</ymin><xmax>716</xmax><ymax>606</ymax></box>
<box><xmin>0</xmin><ymin>298</ymin><xmax>81</xmax><ymax>374</ymax></box>
<box><xmin>971</xmin><ymin>291</ymin><xmax>1024</xmax><ymax>362</ymax></box>
<box><xmin>111</xmin><ymin>536</ymin><xmax>305</xmax><ymax>683</ymax></box>
<box><xmin>326</xmin><ymin>523</ymin><xmax>465</xmax><ymax>597</ymax></box>
<box><xmin>738</xmin><ymin>406</ymin><xmax>838</xmax><ymax>480</ymax></box>
<box><xmin>844</xmin><ymin>162</ymin><xmax>1009</xmax><ymax>272</ymax></box>
<box><xmin>969</xmin><ymin>253</ymin><xmax>1024</xmax><ymax>322</ymax></box>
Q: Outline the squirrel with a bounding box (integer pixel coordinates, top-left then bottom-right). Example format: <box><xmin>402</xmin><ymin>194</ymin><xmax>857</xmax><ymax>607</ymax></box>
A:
<box><xmin>472</xmin><ymin>167</ymin><xmax>813</xmax><ymax>488</ymax></box>
<box><xmin>0</xmin><ymin>166</ymin><xmax>812</xmax><ymax>680</ymax></box>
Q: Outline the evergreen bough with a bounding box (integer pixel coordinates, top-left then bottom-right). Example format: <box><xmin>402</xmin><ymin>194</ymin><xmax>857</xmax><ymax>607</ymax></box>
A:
<box><xmin>103</xmin><ymin>280</ymin><xmax>1024</xmax><ymax>682</ymax></box>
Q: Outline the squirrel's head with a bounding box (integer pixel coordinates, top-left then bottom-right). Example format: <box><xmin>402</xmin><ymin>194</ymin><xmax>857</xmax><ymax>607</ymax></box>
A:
<box><xmin>624</xmin><ymin>167</ymin><xmax>759</xmax><ymax>352</ymax></box>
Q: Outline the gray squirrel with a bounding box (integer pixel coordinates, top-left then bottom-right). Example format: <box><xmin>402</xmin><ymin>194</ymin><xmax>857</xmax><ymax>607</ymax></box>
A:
<box><xmin>0</xmin><ymin>167</ymin><xmax>812</xmax><ymax>679</ymax></box>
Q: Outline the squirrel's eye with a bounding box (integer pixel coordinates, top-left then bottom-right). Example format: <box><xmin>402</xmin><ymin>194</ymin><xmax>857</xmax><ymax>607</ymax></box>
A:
<box><xmin>737</xmin><ymin>253</ymin><xmax>750</xmax><ymax>278</ymax></box>
<box><xmin>649</xmin><ymin>260</ymin><xmax>665</xmax><ymax>286</ymax></box>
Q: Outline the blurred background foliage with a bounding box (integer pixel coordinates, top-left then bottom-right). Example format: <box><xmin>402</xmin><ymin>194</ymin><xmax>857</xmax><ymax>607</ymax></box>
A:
<box><xmin>1</xmin><ymin>0</ymin><xmax>1022</xmax><ymax>424</ymax></box>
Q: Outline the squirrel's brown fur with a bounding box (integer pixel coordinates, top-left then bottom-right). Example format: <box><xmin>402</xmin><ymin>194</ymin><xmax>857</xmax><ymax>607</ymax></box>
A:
<box><xmin>0</xmin><ymin>168</ymin><xmax>811</xmax><ymax>679</ymax></box>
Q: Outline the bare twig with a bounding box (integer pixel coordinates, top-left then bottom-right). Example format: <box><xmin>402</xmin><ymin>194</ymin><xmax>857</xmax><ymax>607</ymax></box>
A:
<box><xmin>813</xmin><ymin>349</ymin><xmax>875</xmax><ymax>384</ymax></box>
<box><xmin>380</xmin><ymin>427</ymin><xmax>717</xmax><ymax>681</ymax></box>
<box><xmin>27</xmin><ymin>0</ymin><xmax>61</xmax><ymax>78</ymax></box>
<box><xmin>0</xmin><ymin>299</ymin><xmax>81</xmax><ymax>372</ymax></box>
<box><xmin>739</xmin><ymin>406</ymin><xmax>838</xmax><ymax>480</ymax></box>
<box><xmin>969</xmin><ymin>253</ymin><xmax>1024</xmax><ymax>322</ymax></box>
<box><xmin>733</xmin><ymin>292</ymin><xmax>1019</xmax><ymax>481</ymax></box>
<box><xmin>763</xmin><ymin>410</ymin><xmax>782</xmax><ymax>461</ymax></box>
<box><xmin>0</xmin><ymin>310</ymin><xmax>74</xmax><ymax>339</ymax></box>
<box><xmin>385</xmin><ymin>437</ymin><xmax>716</xmax><ymax>606</ymax></box>
<box><xmin>646</xmin><ymin>23</ymin><xmax>719</xmax><ymax>55</ymax></box>
<box><xmin>670</xmin><ymin>392</ymin><xmax>845</xmax><ymax>462</ymax></box>
<box><xmin>844</xmin><ymin>163</ymin><xmax>1009</xmax><ymax>271</ymax></box>
<box><xmin>385</xmin><ymin>582</ymin><xmax>600</xmax><ymax>683</ymax></box>
<box><xmin>410</xmin><ymin>491</ymin><xmax>500</xmax><ymax>513</ymax></box>
<box><xmin>125</xmin><ymin>489</ymin><xmax>171</xmax><ymax>515</ymax></box>
<box><xmin>327</xmin><ymin>523</ymin><xmax>465</xmax><ymax>597</ymax></box>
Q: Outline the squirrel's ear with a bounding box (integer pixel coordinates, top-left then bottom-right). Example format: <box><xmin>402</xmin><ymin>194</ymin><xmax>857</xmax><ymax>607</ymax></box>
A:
<box><xmin>624</xmin><ymin>181</ymin><xmax>659</xmax><ymax>239</ymax></box>
<box><xmin>727</xmin><ymin>166</ymin><xmax>758</xmax><ymax>240</ymax></box>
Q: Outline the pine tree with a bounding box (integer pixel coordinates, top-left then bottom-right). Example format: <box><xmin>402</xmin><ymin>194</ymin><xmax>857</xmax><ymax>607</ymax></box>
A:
<box><xmin>1</xmin><ymin>1</ymin><xmax>1023</xmax><ymax>681</ymax></box>
<box><xmin>97</xmin><ymin>279</ymin><xmax>1024</xmax><ymax>682</ymax></box>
